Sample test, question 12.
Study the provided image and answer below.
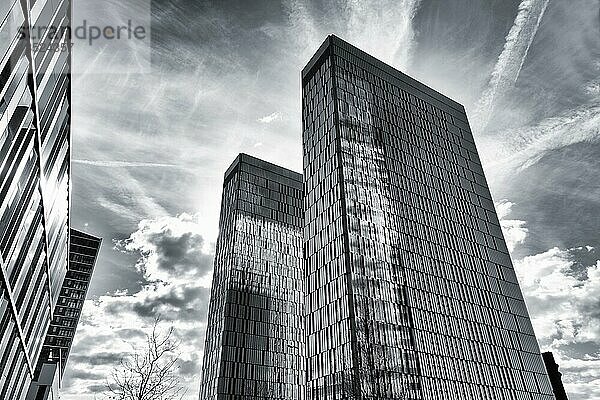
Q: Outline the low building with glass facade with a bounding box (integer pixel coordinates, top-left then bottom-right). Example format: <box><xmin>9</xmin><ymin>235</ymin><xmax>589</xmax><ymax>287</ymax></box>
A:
<box><xmin>26</xmin><ymin>229</ymin><xmax>102</xmax><ymax>400</ymax></box>
<box><xmin>301</xmin><ymin>35</ymin><xmax>554</xmax><ymax>400</ymax></box>
<box><xmin>0</xmin><ymin>0</ymin><xmax>72</xmax><ymax>398</ymax></box>
<box><xmin>199</xmin><ymin>154</ymin><xmax>305</xmax><ymax>400</ymax></box>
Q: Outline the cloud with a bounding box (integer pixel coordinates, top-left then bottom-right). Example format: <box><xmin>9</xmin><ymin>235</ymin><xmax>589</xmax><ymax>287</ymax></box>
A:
<box><xmin>472</xmin><ymin>0</ymin><xmax>550</xmax><ymax>130</ymax></box>
<box><xmin>479</xmin><ymin>101</ymin><xmax>600</xmax><ymax>184</ymax></box>
<box><xmin>496</xmin><ymin>200</ymin><xmax>529</xmax><ymax>252</ymax></box>
<box><xmin>69</xmin><ymin>352</ymin><xmax>124</xmax><ymax>367</ymax></box>
<box><xmin>76</xmin><ymin>163</ymin><xmax>172</xmax><ymax>225</ymax></box>
<box><xmin>257</xmin><ymin>111</ymin><xmax>285</xmax><ymax>124</ymax></box>
<box><xmin>87</xmin><ymin>384</ymin><xmax>107</xmax><ymax>394</ymax></box>
<box><xmin>515</xmin><ymin>246</ymin><xmax>600</xmax><ymax>399</ymax></box>
<box><xmin>283</xmin><ymin>0</ymin><xmax>321</xmax><ymax>57</ymax></box>
<box><xmin>282</xmin><ymin>0</ymin><xmax>422</xmax><ymax>69</ymax></box>
<box><xmin>130</xmin><ymin>284</ymin><xmax>211</xmax><ymax>322</ymax></box>
<box><xmin>490</xmin><ymin>199</ymin><xmax>600</xmax><ymax>398</ymax></box>
<box><xmin>510</xmin><ymin>103</ymin><xmax>600</xmax><ymax>171</ymax></box>
<box><xmin>345</xmin><ymin>0</ymin><xmax>422</xmax><ymax>70</ymax></box>
<box><xmin>517</xmin><ymin>248</ymin><xmax>600</xmax><ymax>346</ymax></box>
<box><xmin>61</xmin><ymin>214</ymin><xmax>214</xmax><ymax>400</ymax></box>
<box><xmin>71</xmin><ymin>0</ymin><xmax>432</xmax><ymax>267</ymax></box>
<box><xmin>73</xmin><ymin>159</ymin><xmax>181</xmax><ymax>168</ymax></box>
<box><xmin>65</xmin><ymin>369</ymin><xmax>105</xmax><ymax>382</ymax></box>
<box><xmin>115</xmin><ymin>213</ymin><xmax>213</xmax><ymax>282</ymax></box>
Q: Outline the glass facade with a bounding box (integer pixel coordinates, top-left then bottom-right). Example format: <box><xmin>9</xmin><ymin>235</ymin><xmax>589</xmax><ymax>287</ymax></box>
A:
<box><xmin>302</xmin><ymin>35</ymin><xmax>554</xmax><ymax>400</ymax></box>
<box><xmin>35</xmin><ymin>229</ymin><xmax>101</xmax><ymax>377</ymax></box>
<box><xmin>26</xmin><ymin>229</ymin><xmax>101</xmax><ymax>400</ymax></box>
<box><xmin>0</xmin><ymin>0</ymin><xmax>71</xmax><ymax>398</ymax></box>
<box><xmin>200</xmin><ymin>154</ymin><xmax>305</xmax><ymax>400</ymax></box>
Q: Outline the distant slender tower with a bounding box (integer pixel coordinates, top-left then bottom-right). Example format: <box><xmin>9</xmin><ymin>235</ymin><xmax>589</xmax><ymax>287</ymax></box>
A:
<box><xmin>0</xmin><ymin>0</ymin><xmax>72</xmax><ymax>398</ymax></box>
<box><xmin>542</xmin><ymin>352</ymin><xmax>569</xmax><ymax>400</ymax></box>
<box><xmin>302</xmin><ymin>35</ymin><xmax>555</xmax><ymax>400</ymax></box>
<box><xmin>199</xmin><ymin>154</ymin><xmax>304</xmax><ymax>399</ymax></box>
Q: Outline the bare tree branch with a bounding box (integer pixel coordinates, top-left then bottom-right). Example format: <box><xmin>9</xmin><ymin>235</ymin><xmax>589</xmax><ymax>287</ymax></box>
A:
<box><xmin>104</xmin><ymin>317</ymin><xmax>186</xmax><ymax>400</ymax></box>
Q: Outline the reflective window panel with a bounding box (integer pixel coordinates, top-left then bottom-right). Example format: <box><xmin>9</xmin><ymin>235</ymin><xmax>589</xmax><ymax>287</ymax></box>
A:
<box><xmin>0</xmin><ymin>0</ymin><xmax>72</xmax><ymax>398</ymax></box>
<box><xmin>200</xmin><ymin>154</ymin><xmax>305</xmax><ymax>400</ymax></box>
<box><xmin>301</xmin><ymin>35</ymin><xmax>554</xmax><ymax>400</ymax></box>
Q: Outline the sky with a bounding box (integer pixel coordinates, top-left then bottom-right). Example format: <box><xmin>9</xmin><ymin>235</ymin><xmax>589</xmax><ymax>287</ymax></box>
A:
<box><xmin>64</xmin><ymin>0</ymin><xmax>600</xmax><ymax>398</ymax></box>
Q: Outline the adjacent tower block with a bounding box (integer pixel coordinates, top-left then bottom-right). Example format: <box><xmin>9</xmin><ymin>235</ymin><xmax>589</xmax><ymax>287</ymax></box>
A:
<box><xmin>301</xmin><ymin>35</ymin><xmax>554</xmax><ymax>400</ymax></box>
<box><xmin>199</xmin><ymin>154</ymin><xmax>305</xmax><ymax>400</ymax></box>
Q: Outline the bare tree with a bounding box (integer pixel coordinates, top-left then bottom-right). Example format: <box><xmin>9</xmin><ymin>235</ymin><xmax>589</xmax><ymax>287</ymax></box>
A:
<box><xmin>105</xmin><ymin>318</ymin><xmax>186</xmax><ymax>400</ymax></box>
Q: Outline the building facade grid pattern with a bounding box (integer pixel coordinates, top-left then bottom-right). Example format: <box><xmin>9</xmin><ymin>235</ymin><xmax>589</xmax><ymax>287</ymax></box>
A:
<box><xmin>200</xmin><ymin>154</ymin><xmax>305</xmax><ymax>400</ymax></box>
<box><xmin>37</xmin><ymin>229</ymin><xmax>101</xmax><ymax>376</ymax></box>
<box><xmin>301</xmin><ymin>35</ymin><xmax>554</xmax><ymax>400</ymax></box>
<box><xmin>0</xmin><ymin>0</ymin><xmax>71</xmax><ymax>398</ymax></box>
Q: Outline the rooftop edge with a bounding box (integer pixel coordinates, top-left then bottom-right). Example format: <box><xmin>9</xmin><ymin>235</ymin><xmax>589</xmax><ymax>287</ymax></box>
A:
<box><xmin>224</xmin><ymin>153</ymin><xmax>302</xmax><ymax>184</ymax></box>
<box><xmin>301</xmin><ymin>34</ymin><xmax>466</xmax><ymax>117</ymax></box>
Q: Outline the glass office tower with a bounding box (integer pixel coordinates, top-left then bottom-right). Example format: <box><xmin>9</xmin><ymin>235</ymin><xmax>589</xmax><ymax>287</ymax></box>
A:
<box><xmin>0</xmin><ymin>0</ymin><xmax>71</xmax><ymax>398</ymax></box>
<box><xmin>199</xmin><ymin>154</ymin><xmax>304</xmax><ymax>400</ymax></box>
<box><xmin>26</xmin><ymin>229</ymin><xmax>101</xmax><ymax>400</ymax></box>
<box><xmin>302</xmin><ymin>35</ymin><xmax>554</xmax><ymax>400</ymax></box>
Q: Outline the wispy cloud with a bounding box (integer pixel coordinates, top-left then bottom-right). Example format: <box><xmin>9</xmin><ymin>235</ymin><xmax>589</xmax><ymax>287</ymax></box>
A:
<box><xmin>283</xmin><ymin>0</ymin><xmax>321</xmax><ymax>56</ymax></box>
<box><xmin>345</xmin><ymin>0</ymin><xmax>421</xmax><ymax>70</ymax></box>
<box><xmin>87</xmin><ymin>166</ymin><xmax>171</xmax><ymax>222</ymax></box>
<box><xmin>283</xmin><ymin>0</ymin><xmax>422</xmax><ymax>70</ymax></box>
<box><xmin>73</xmin><ymin>159</ymin><xmax>181</xmax><ymax>168</ymax></box>
<box><xmin>257</xmin><ymin>111</ymin><xmax>285</xmax><ymax>124</ymax></box>
<box><xmin>480</xmin><ymin>101</ymin><xmax>600</xmax><ymax>179</ymax></box>
<box><xmin>472</xmin><ymin>0</ymin><xmax>550</xmax><ymax>131</ymax></box>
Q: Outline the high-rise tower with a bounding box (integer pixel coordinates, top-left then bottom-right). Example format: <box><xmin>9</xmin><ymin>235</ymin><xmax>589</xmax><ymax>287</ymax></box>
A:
<box><xmin>199</xmin><ymin>154</ymin><xmax>304</xmax><ymax>400</ymax></box>
<box><xmin>0</xmin><ymin>0</ymin><xmax>72</xmax><ymax>398</ymax></box>
<box><xmin>302</xmin><ymin>35</ymin><xmax>554</xmax><ymax>400</ymax></box>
